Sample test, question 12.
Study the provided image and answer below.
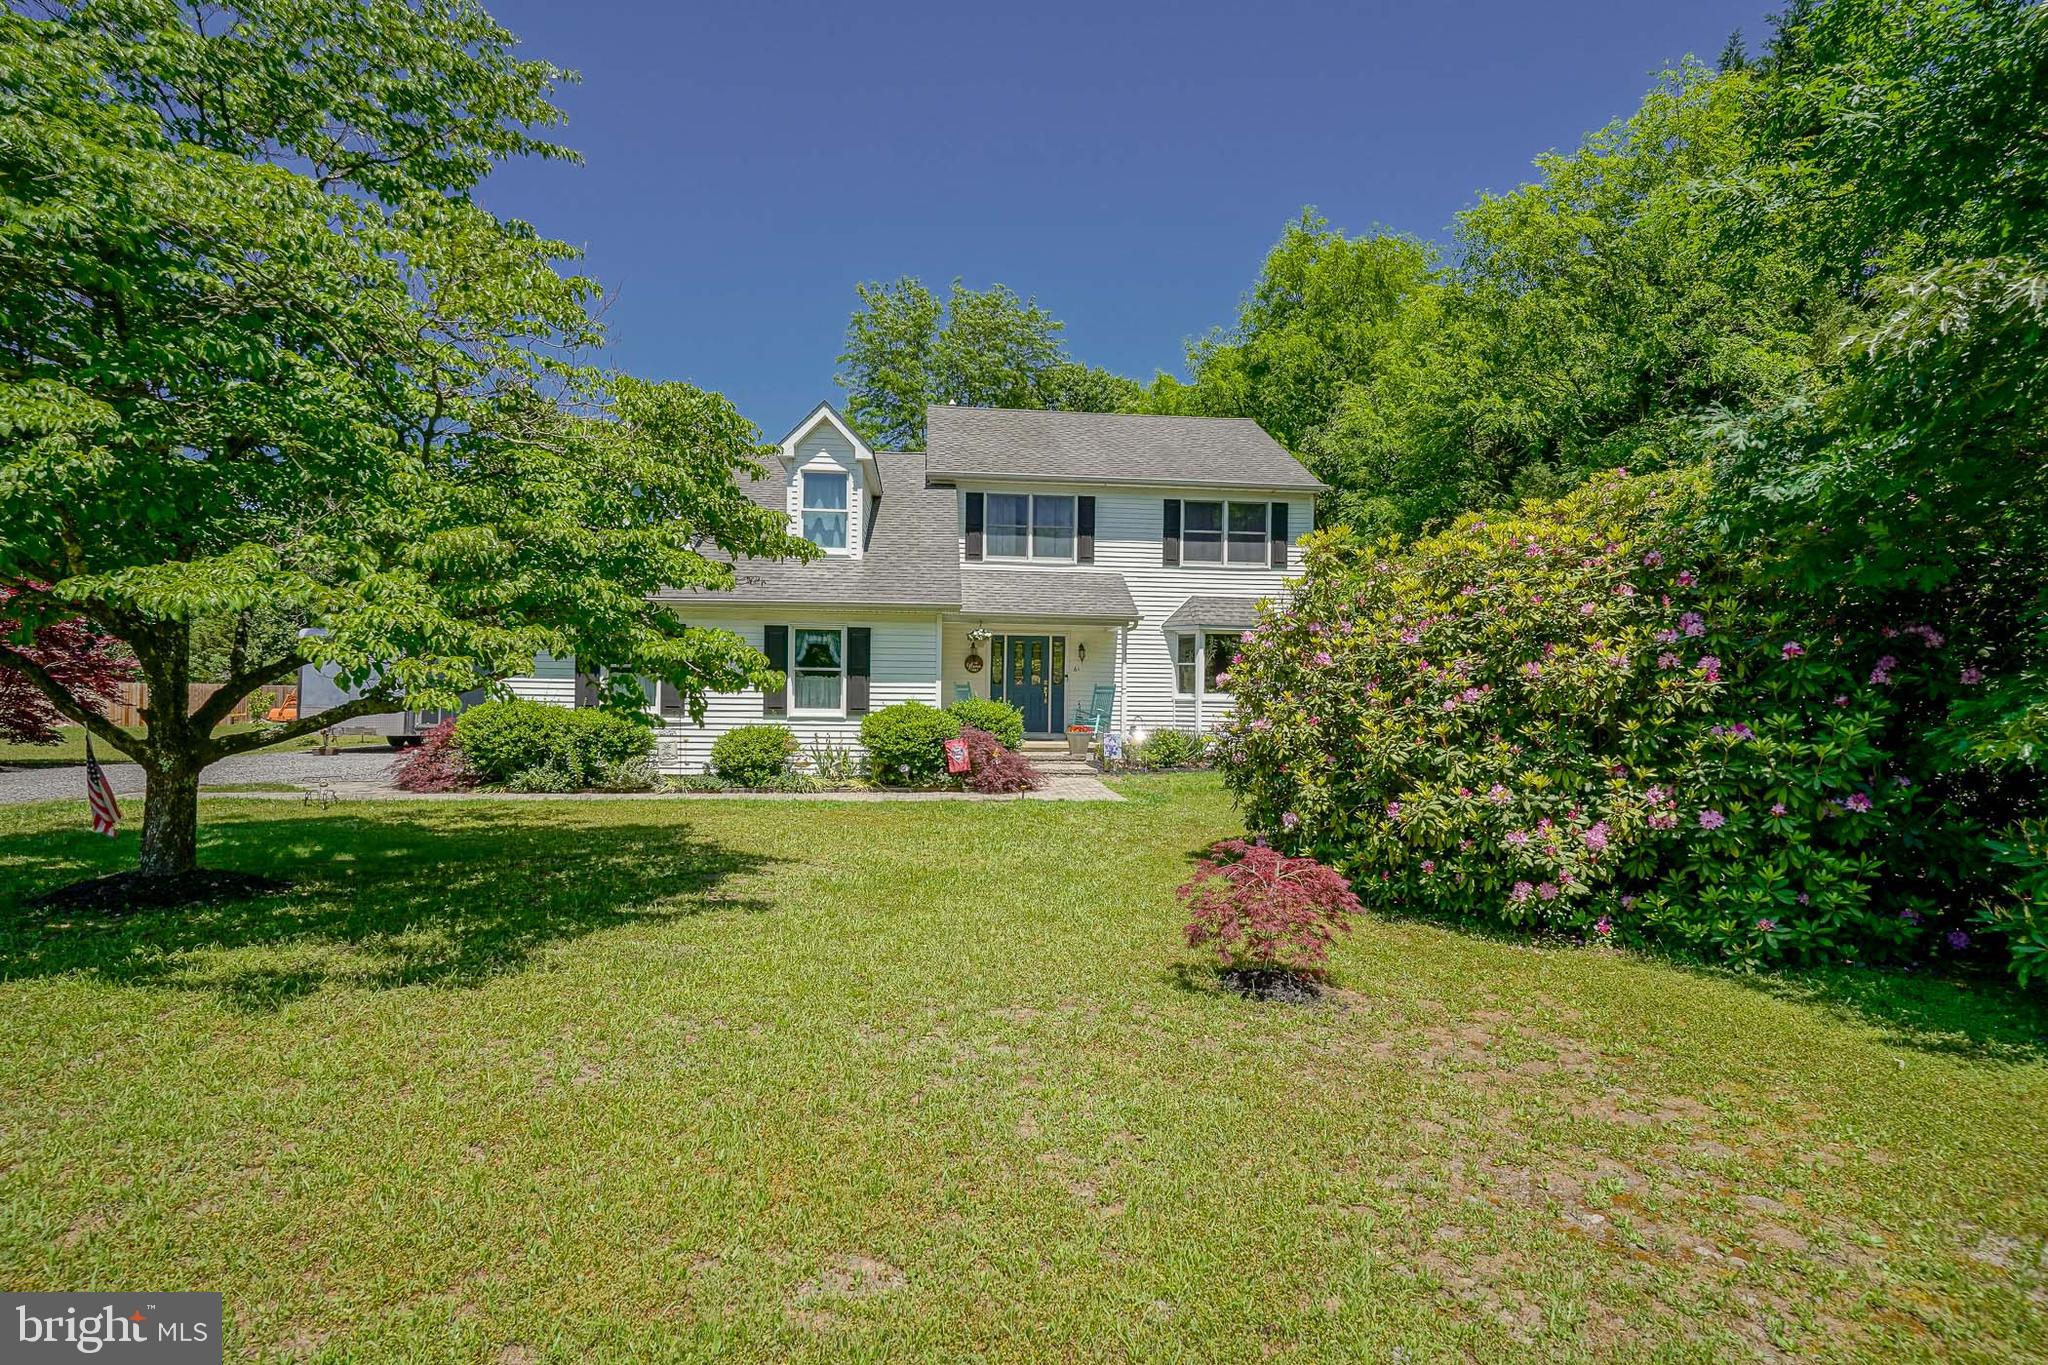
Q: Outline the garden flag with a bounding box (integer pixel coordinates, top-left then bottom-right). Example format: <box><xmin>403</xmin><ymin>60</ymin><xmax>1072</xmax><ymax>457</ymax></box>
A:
<box><xmin>84</xmin><ymin>735</ymin><xmax>121</xmax><ymax>837</ymax></box>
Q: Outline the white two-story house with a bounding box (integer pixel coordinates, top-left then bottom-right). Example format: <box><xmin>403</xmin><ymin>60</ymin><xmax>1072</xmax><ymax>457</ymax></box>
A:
<box><xmin>617</xmin><ymin>400</ymin><xmax>1322</xmax><ymax>773</ymax></box>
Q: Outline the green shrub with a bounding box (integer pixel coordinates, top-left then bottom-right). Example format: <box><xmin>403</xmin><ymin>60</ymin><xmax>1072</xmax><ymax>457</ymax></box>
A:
<box><xmin>763</xmin><ymin>772</ymin><xmax>823</xmax><ymax>794</ymax></box>
<box><xmin>1216</xmin><ymin>467</ymin><xmax>1985</xmax><ymax>970</ymax></box>
<box><xmin>505</xmin><ymin>758</ymin><xmax>580</xmax><ymax>793</ymax></box>
<box><xmin>453</xmin><ymin>699</ymin><xmax>576</xmax><ymax>785</ymax></box>
<box><xmin>802</xmin><ymin>734</ymin><xmax>860</xmax><ymax>785</ymax></box>
<box><xmin>1135</xmin><ymin>728</ymin><xmax>1207</xmax><ymax>769</ymax></box>
<box><xmin>454</xmin><ymin>699</ymin><xmax>654</xmax><ymax>788</ymax></box>
<box><xmin>712</xmin><ymin>724</ymin><xmax>798</xmax><ymax>785</ymax></box>
<box><xmin>669</xmin><ymin>774</ymin><xmax>730</xmax><ymax>793</ymax></box>
<box><xmin>946</xmin><ymin>696</ymin><xmax>1024</xmax><ymax>749</ymax></box>
<box><xmin>860</xmin><ymin>701</ymin><xmax>961</xmax><ymax>786</ymax></box>
<box><xmin>588</xmin><ymin>755</ymin><xmax>660</xmax><ymax>792</ymax></box>
<box><xmin>567</xmin><ymin>708</ymin><xmax>655</xmax><ymax>769</ymax></box>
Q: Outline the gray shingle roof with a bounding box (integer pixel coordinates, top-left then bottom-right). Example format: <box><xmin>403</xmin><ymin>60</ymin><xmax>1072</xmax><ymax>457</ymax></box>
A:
<box><xmin>657</xmin><ymin>450</ymin><xmax>961</xmax><ymax>608</ymax></box>
<box><xmin>922</xmin><ymin>406</ymin><xmax>1324</xmax><ymax>491</ymax></box>
<box><xmin>1163</xmin><ymin>595</ymin><xmax>1271</xmax><ymax>631</ymax></box>
<box><xmin>960</xmin><ymin>569</ymin><xmax>1138</xmax><ymax>622</ymax></box>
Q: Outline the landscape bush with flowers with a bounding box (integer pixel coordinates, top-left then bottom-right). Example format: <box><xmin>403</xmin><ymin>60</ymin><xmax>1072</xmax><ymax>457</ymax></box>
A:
<box><xmin>1215</xmin><ymin>467</ymin><xmax>2028</xmax><ymax>972</ymax></box>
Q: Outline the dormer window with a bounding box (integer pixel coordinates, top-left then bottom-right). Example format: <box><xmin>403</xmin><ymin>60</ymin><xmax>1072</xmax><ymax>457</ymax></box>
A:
<box><xmin>801</xmin><ymin>471</ymin><xmax>849</xmax><ymax>550</ymax></box>
<box><xmin>986</xmin><ymin>493</ymin><xmax>1076</xmax><ymax>562</ymax></box>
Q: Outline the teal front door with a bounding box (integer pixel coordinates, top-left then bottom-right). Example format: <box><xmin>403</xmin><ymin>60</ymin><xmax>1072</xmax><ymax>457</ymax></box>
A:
<box><xmin>1001</xmin><ymin>635</ymin><xmax>1066</xmax><ymax>735</ymax></box>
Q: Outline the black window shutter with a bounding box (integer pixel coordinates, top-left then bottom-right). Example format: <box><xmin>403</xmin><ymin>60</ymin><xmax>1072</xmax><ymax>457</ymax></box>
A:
<box><xmin>1077</xmin><ymin>496</ymin><xmax>1095</xmax><ymax>563</ymax></box>
<box><xmin>846</xmin><ymin>627</ymin><xmax>872</xmax><ymax>715</ymax></box>
<box><xmin>1162</xmin><ymin>499</ymin><xmax>1181</xmax><ymax>567</ymax></box>
<box><xmin>964</xmin><ymin>492</ymin><xmax>984</xmax><ymax>562</ymax></box>
<box><xmin>762</xmin><ymin>625</ymin><xmax>788</xmax><ymax>715</ymax></box>
<box><xmin>1269</xmin><ymin>502</ymin><xmax>1289</xmax><ymax>568</ymax></box>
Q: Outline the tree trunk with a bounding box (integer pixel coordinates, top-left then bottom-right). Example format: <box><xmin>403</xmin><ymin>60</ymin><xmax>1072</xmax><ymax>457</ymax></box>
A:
<box><xmin>138</xmin><ymin>762</ymin><xmax>200</xmax><ymax>877</ymax></box>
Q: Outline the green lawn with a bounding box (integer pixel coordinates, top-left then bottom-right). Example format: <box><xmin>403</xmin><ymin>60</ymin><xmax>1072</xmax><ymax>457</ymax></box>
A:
<box><xmin>1</xmin><ymin>777</ymin><xmax>2043</xmax><ymax>1362</ymax></box>
<box><xmin>0</xmin><ymin>723</ymin><xmax>390</xmax><ymax>768</ymax></box>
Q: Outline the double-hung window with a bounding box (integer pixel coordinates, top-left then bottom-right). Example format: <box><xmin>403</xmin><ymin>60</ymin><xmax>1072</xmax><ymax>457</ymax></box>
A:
<box><xmin>791</xmin><ymin>627</ymin><xmax>845</xmax><ymax>713</ymax></box>
<box><xmin>1174</xmin><ymin>632</ymin><xmax>1236</xmax><ymax>696</ymax></box>
<box><xmin>986</xmin><ymin>493</ymin><xmax>1077</xmax><ymax>562</ymax></box>
<box><xmin>1182</xmin><ymin>500</ymin><xmax>1268</xmax><ymax>567</ymax></box>
<box><xmin>801</xmin><ymin>471</ymin><xmax>849</xmax><ymax>550</ymax></box>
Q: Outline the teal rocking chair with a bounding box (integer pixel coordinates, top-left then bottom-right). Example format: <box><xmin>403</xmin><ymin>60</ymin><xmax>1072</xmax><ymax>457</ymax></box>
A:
<box><xmin>1075</xmin><ymin>683</ymin><xmax>1116</xmax><ymax>732</ymax></box>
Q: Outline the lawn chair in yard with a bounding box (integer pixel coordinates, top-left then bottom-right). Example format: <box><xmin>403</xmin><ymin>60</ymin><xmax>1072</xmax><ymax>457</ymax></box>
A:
<box><xmin>1076</xmin><ymin>684</ymin><xmax>1115</xmax><ymax>733</ymax></box>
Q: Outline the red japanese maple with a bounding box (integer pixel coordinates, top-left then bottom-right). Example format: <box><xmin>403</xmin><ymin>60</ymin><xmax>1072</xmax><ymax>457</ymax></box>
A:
<box><xmin>1180</xmin><ymin>839</ymin><xmax>1362</xmax><ymax>975</ymax></box>
<box><xmin>0</xmin><ymin>588</ymin><xmax>135</xmax><ymax>746</ymax></box>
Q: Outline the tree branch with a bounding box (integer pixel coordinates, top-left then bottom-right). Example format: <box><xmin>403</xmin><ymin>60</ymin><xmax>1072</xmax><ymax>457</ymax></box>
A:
<box><xmin>0</xmin><ymin>642</ymin><xmax>146</xmax><ymax>760</ymax></box>
<box><xmin>207</xmin><ymin>690</ymin><xmax>402</xmax><ymax>759</ymax></box>
<box><xmin>190</xmin><ymin>650</ymin><xmax>305</xmax><ymax>734</ymax></box>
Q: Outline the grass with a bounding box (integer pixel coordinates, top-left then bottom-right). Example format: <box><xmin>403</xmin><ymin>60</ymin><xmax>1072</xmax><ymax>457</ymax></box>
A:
<box><xmin>0</xmin><ymin>774</ymin><xmax>2043</xmax><ymax>1363</ymax></box>
<box><xmin>0</xmin><ymin>722</ymin><xmax>390</xmax><ymax>768</ymax></box>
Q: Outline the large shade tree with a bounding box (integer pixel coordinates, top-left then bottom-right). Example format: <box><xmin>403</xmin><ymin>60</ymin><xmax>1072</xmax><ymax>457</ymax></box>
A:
<box><xmin>0</xmin><ymin>0</ymin><xmax>812</xmax><ymax>877</ymax></box>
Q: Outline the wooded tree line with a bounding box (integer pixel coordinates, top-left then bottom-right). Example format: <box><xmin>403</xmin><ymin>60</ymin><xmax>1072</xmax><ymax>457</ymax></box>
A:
<box><xmin>839</xmin><ymin>0</ymin><xmax>2047</xmax><ymax>777</ymax></box>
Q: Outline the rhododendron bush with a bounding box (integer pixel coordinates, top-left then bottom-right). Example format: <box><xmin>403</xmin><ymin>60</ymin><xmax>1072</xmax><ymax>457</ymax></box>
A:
<box><xmin>1216</xmin><ymin>468</ymin><xmax>2017</xmax><ymax>970</ymax></box>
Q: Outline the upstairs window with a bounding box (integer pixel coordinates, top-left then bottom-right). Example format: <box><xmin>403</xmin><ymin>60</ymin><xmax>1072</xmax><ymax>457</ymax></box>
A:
<box><xmin>986</xmin><ymin>493</ymin><xmax>1077</xmax><ymax>562</ymax></box>
<box><xmin>1182</xmin><ymin>500</ymin><xmax>1267</xmax><ymax>567</ymax></box>
<box><xmin>801</xmin><ymin>471</ymin><xmax>849</xmax><ymax>550</ymax></box>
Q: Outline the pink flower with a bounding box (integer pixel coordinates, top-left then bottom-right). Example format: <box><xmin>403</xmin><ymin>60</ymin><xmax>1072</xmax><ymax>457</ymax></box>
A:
<box><xmin>1520</xmin><ymin>661</ymin><xmax>1542</xmax><ymax>679</ymax></box>
<box><xmin>1698</xmin><ymin>809</ymin><xmax>1726</xmax><ymax>831</ymax></box>
<box><xmin>1420</xmin><ymin>860</ymin><xmax>1436</xmax><ymax>874</ymax></box>
<box><xmin>1441</xmin><ymin>698</ymin><xmax>1457</xmax><ymax>711</ymax></box>
<box><xmin>1487</xmin><ymin>784</ymin><xmax>1510</xmax><ymax>804</ymax></box>
<box><xmin>1582</xmin><ymin>822</ymin><xmax>1610</xmax><ymax>853</ymax></box>
<box><xmin>1834</xmin><ymin>694</ymin><xmax>1850</xmax><ymax>707</ymax></box>
<box><xmin>1460</xmin><ymin>687</ymin><xmax>1482</xmax><ymax>703</ymax></box>
<box><xmin>1844</xmin><ymin>792</ymin><xmax>1873</xmax><ymax>813</ymax></box>
<box><xmin>1679</xmin><ymin>612</ymin><xmax>1705</xmax><ymax>637</ymax></box>
<box><xmin>1781</xmin><ymin>641</ymin><xmax>1804</xmax><ymax>659</ymax></box>
<box><xmin>1642</xmin><ymin>551</ymin><xmax>1665</xmax><ymax>568</ymax></box>
<box><xmin>1536</xmin><ymin>882</ymin><xmax>1559</xmax><ymax>902</ymax></box>
<box><xmin>1510</xmin><ymin>881</ymin><xmax>1534</xmax><ymax>904</ymax></box>
<box><xmin>1240</xmin><ymin>630</ymin><xmax>1256</xmax><ymax>643</ymax></box>
<box><xmin>1386</xmin><ymin>802</ymin><xmax>1402</xmax><ymax>818</ymax></box>
<box><xmin>1697</xmin><ymin>656</ymin><xmax>1723</xmax><ymax>682</ymax></box>
<box><xmin>1505</xmin><ymin>830</ymin><xmax>1530</xmax><ymax>847</ymax></box>
<box><xmin>1947</xmin><ymin>929</ymin><xmax>1971</xmax><ymax>950</ymax></box>
<box><xmin>1676</xmin><ymin>570</ymin><xmax>1698</xmax><ymax>588</ymax></box>
<box><xmin>1960</xmin><ymin>666</ymin><xmax>1984</xmax><ymax>685</ymax></box>
<box><xmin>1658</xmin><ymin>651</ymin><xmax>1679</xmax><ymax>669</ymax></box>
<box><xmin>1580</xmin><ymin>602</ymin><xmax>1598</xmax><ymax>616</ymax></box>
<box><xmin>1594</xmin><ymin>916</ymin><xmax>1613</xmax><ymax>937</ymax></box>
<box><xmin>1770</xmin><ymin>802</ymin><xmax>1787</xmax><ymax>817</ymax></box>
<box><xmin>1613</xmin><ymin>583</ymin><xmax>1635</xmax><ymax>599</ymax></box>
<box><xmin>1757</xmin><ymin>918</ymin><xmax>1776</xmax><ymax>933</ymax></box>
<box><xmin>1280</xmin><ymin>811</ymin><xmax>1299</xmax><ymax>831</ymax></box>
<box><xmin>1311</xmin><ymin>651</ymin><xmax>1333</xmax><ymax>668</ymax></box>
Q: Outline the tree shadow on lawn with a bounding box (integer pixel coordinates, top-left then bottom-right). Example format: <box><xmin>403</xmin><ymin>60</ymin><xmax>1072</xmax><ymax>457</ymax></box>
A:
<box><xmin>1174</xmin><ymin>840</ymin><xmax>2048</xmax><ymax>1065</ymax></box>
<box><xmin>0</xmin><ymin>808</ymin><xmax>782</xmax><ymax>1010</ymax></box>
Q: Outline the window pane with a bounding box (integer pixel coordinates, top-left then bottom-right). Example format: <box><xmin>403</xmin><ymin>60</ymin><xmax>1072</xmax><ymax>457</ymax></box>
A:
<box><xmin>1176</xmin><ymin>663</ymin><xmax>1195</xmax><ymax>695</ymax></box>
<box><xmin>1184</xmin><ymin>535</ymin><xmax>1223</xmax><ymax>562</ymax></box>
<box><xmin>793</xmin><ymin>670</ymin><xmax>841</xmax><ymax>710</ymax></box>
<box><xmin>1227</xmin><ymin>502</ymin><xmax>1266</xmax><ymax>534</ymax></box>
<box><xmin>803</xmin><ymin>510</ymin><xmax>847</xmax><ymax>549</ymax></box>
<box><xmin>1227</xmin><ymin>532</ymin><xmax>1266</xmax><ymax>564</ymax></box>
<box><xmin>1032</xmin><ymin>495</ymin><xmax>1075</xmax><ymax>559</ymax></box>
<box><xmin>803</xmin><ymin>472</ymin><xmax>848</xmax><ymax>510</ymax></box>
<box><xmin>1184</xmin><ymin>501</ymin><xmax>1223</xmax><ymax>532</ymax></box>
<box><xmin>1206</xmin><ymin>633</ymin><xmax>1235</xmax><ymax>691</ymax></box>
<box><xmin>987</xmin><ymin>493</ymin><xmax>1030</xmax><ymax>558</ymax></box>
<box><xmin>795</xmin><ymin>629</ymin><xmax>841</xmax><ymax>670</ymax></box>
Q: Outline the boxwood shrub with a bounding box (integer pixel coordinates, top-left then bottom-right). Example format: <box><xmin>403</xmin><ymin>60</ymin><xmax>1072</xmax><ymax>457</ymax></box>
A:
<box><xmin>711</xmin><ymin>724</ymin><xmax>799</xmax><ymax>786</ymax></box>
<box><xmin>452</xmin><ymin>698</ymin><xmax>653</xmax><ymax>788</ymax></box>
<box><xmin>860</xmin><ymin>701</ymin><xmax>961</xmax><ymax>786</ymax></box>
<box><xmin>946</xmin><ymin>696</ymin><xmax>1025</xmax><ymax>749</ymax></box>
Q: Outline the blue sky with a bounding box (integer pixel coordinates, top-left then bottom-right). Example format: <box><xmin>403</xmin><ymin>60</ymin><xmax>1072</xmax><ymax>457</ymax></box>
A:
<box><xmin>477</xmin><ymin>0</ymin><xmax>1778</xmax><ymax>437</ymax></box>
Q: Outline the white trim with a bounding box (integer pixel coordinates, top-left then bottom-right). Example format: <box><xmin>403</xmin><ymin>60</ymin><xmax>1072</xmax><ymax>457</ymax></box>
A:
<box><xmin>1173</xmin><ymin>629</ymin><xmax>1237</xmax><ymax>703</ymax></box>
<box><xmin>799</xmin><ymin>467</ymin><xmax>851</xmax><ymax>555</ymax></box>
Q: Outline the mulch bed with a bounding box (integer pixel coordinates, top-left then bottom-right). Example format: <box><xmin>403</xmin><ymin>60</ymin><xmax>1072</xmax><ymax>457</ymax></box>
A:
<box><xmin>1218</xmin><ymin>967</ymin><xmax>1324</xmax><ymax>1004</ymax></box>
<box><xmin>26</xmin><ymin>869</ymin><xmax>291</xmax><ymax>915</ymax></box>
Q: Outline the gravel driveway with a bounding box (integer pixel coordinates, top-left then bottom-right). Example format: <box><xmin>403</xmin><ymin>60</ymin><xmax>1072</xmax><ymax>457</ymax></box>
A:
<box><xmin>0</xmin><ymin>750</ymin><xmax>397</xmax><ymax>805</ymax></box>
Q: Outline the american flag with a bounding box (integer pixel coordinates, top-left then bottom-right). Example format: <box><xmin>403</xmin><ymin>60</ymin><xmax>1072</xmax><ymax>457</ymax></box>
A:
<box><xmin>84</xmin><ymin>735</ymin><xmax>121</xmax><ymax>837</ymax></box>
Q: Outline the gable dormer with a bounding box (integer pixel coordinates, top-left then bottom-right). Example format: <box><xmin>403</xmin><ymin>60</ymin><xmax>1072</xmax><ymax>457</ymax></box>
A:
<box><xmin>777</xmin><ymin>401</ymin><xmax>883</xmax><ymax>559</ymax></box>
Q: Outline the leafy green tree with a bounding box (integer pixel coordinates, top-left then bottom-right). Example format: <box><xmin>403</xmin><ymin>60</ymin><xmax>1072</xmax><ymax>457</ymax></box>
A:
<box><xmin>1714</xmin><ymin>0</ymin><xmax>2048</xmax><ymax>774</ymax></box>
<box><xmin>836</xmin><ymin>277</ymin><xmax>1138</xmax><ymax>448</ymax></box>
<box><xmin>1145</xmin><ymin>212</ymin><xmax>1433</xmax><ymax>459</ymax></box>
<box><xmin>0</xmin><ymin>1</ymin><xmax>811</xmax><ymax>878</ymax></box>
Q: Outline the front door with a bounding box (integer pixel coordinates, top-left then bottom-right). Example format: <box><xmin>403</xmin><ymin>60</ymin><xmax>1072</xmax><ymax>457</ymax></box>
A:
<box><xmin>1002</xmin><ymin>635</ymin><xmax>1066</xmax><ymax>735</ymax></box>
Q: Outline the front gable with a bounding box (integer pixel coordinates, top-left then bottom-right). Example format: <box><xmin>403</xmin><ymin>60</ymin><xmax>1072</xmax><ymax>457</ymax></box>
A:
<box><xmin>776</xmin><ymin>402</ymin><xmax>883</xmax><ymax>559</ymax></box>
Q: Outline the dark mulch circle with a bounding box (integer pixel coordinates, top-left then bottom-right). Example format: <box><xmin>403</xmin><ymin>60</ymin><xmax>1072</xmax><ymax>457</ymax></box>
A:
<box><xmin>26</xmin><ymin>869</ymin><xmax>292</xmax><ymax>915</ymax></box>
<box><xmin>1219</xmin><ymin>968</ymin><xmax>1324</xmax><ymax>1004</ymax></box>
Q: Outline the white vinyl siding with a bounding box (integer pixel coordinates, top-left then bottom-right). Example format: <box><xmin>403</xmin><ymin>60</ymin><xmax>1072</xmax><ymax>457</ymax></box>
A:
<box><xmin>784</xmin><ymin>421</ymin><xmax>866</xmax><ymax>559</ymax></box>
<box><xmin>647</xmin><ymin>610</ymin><xmax>941</xmax><ymax>774</ymax></box>
<box><xmin>502</xmin><ymin>651</ymin><xmax>577</xmax><ymax>707</ymax></box>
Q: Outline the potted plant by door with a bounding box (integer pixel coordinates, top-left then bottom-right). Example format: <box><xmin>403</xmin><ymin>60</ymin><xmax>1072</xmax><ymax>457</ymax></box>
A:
<box><xmin>1066</xmin><ymin>724</ymin><xmax>1094</xmax><ymax>759</ymax></box>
